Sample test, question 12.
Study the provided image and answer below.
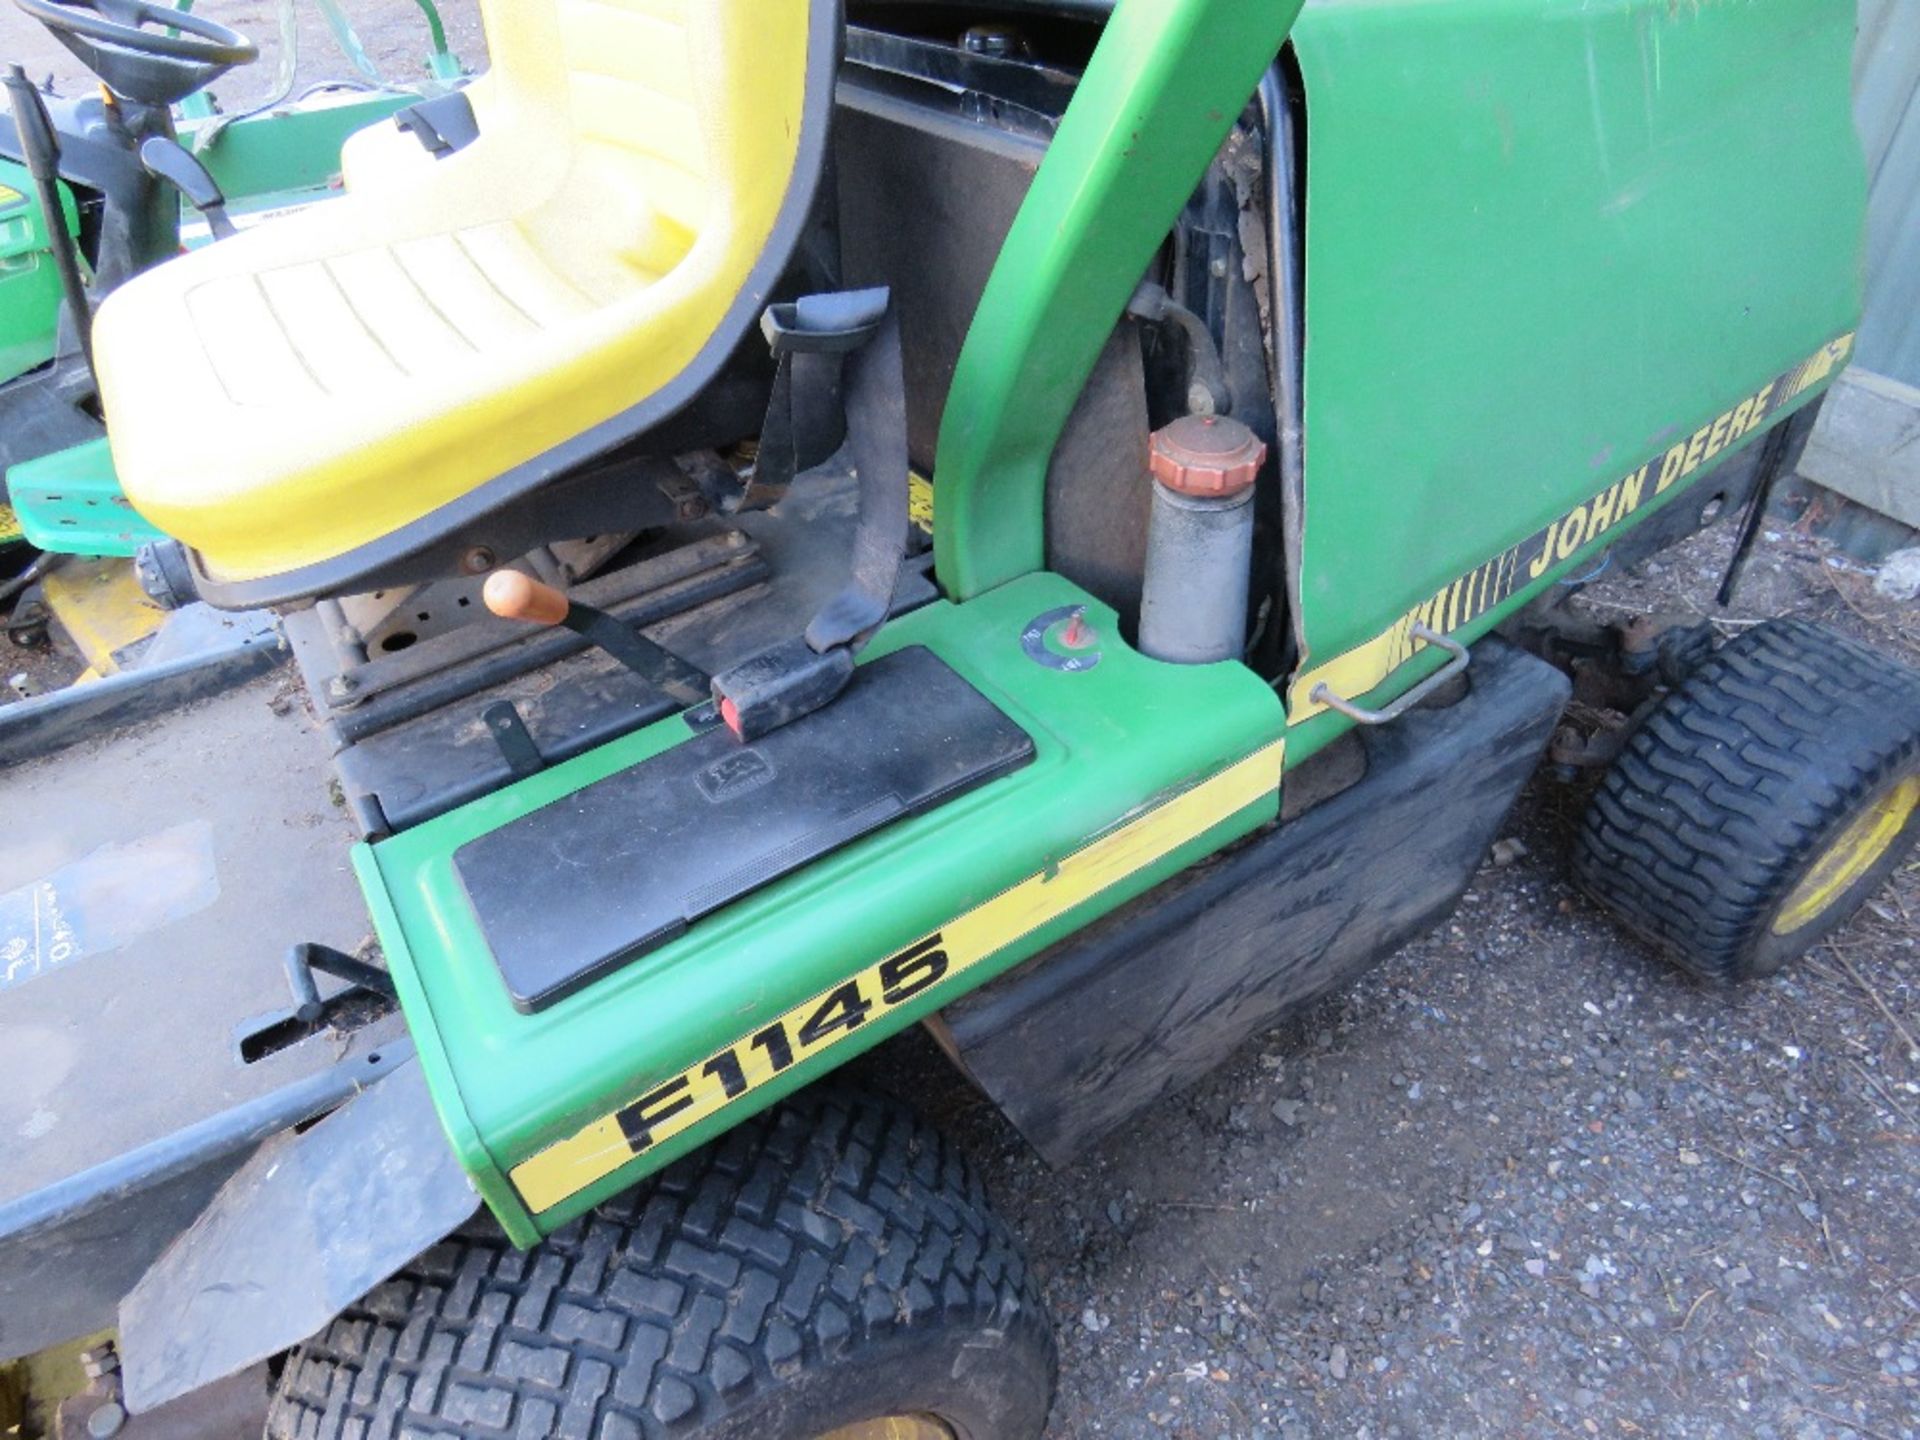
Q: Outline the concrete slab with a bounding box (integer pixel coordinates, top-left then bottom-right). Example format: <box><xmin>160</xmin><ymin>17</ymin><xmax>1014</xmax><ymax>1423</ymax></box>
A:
<box><xmin>0</xmin><ymin>674</ymin><xmax>395</xmax><ymax>1210</ymax></box>
<box><xmin>1800</xmin><ymin>367</ymin><xmax>1920</xmax><ymax>530</ymax></box>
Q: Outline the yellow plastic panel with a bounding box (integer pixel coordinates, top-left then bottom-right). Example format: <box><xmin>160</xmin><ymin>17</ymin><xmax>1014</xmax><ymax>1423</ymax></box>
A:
<box><xmin>91</xmin><ymin>0</ymin><xmax>812</xmax><ymax>583</ymax></box>
<box><xmin>42</xmin><ymin>558</ymin><xmax>165</xmax><ymax>675</ymax></box>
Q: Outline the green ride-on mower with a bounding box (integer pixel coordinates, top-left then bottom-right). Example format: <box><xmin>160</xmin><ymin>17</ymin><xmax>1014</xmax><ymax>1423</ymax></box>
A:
<box><xmin>1</xmin><ymin>0</ymin><xmax>1912</xmax><ymax>1436</ymax></box>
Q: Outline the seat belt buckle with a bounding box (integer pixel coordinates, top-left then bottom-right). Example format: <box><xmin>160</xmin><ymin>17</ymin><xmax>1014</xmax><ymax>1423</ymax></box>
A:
<box><xmin>711</xmin><ymin>637</ymin><xmax>856</xmax><ymax>742</ymax></box>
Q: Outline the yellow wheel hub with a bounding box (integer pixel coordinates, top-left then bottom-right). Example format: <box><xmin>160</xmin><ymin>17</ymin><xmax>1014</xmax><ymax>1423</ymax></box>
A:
<box><xmin>819</xmin><ymin>1418</ymin><xmax>956</xmax><ymax>1440</ymax></box>
<box><xmin>1772</xmin><ymin>774</ymin><xmax>1920</xmax><ymax>935</ymax></box>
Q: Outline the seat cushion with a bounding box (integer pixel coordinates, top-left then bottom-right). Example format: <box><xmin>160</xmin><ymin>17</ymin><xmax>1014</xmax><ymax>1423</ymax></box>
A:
<box><xmin>92</xmin><ymin>0</ymin><xmax>816</xmax><ymax>585</ymax></box>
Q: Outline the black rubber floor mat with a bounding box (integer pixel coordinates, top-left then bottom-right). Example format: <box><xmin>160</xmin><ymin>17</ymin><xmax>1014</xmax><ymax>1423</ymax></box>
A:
<box><xmin>455</xmin><ymin>646</ymin><xmax>1034</xmax><ymax>1012</ymax></box>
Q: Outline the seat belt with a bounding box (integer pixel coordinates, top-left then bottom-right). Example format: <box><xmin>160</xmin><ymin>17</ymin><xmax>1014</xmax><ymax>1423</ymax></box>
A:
<box><xmin>710</xmin><ymin>287</ymin><xmax>909</xmax><ymax>741</ymax></box>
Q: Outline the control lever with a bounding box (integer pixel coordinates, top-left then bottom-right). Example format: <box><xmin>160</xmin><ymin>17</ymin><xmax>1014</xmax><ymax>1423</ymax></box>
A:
<box><xmin>139</xmin><ymin>135</ymin><xmax>236</xmax><ymax>239</ymax></box>
<box><xmin>482</xmin><ymin>571</ymin><xmax>710</xmax><ymax>708</ymax></box>
<box><xmin>283</xmin><ymin>942</ymin><xmax>396</xmax><ymax>1024</ymax></box>
<box><xmin>4</xmin><ymin>64</ymin><xmax>93</xmax><ymax>370</ymax></box>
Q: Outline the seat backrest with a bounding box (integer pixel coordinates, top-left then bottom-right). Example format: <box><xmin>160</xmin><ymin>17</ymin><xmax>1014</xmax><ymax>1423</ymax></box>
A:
<box><xmin>477</xmin><ymin>0</ymin><xmax>814</xmax><ymax>298</ymax></box>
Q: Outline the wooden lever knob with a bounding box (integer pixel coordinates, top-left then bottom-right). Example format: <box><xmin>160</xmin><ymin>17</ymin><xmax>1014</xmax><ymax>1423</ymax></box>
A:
<box><xmin>483</xmin><ymin>571</ymin><xmax>570</xmax><ymax>626</ymax></box>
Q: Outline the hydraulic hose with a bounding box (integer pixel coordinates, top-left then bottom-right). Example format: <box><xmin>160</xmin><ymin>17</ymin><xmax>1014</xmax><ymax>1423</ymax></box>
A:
<box><xmin>0</xmin><ymin>552</ymin><xmax>60</xmax><ymax>607</ymax></box>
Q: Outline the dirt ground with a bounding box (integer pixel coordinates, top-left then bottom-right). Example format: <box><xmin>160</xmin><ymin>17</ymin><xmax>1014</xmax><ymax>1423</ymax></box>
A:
<box><xmin>4</xmin><ymin>8</ymin><xmax>1918</xmax><ymax>1439</ymax></box>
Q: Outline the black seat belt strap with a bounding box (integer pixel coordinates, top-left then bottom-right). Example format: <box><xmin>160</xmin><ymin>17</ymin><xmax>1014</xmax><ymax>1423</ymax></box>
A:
<box><xmin>795</xmin><ymin>294</ymin><xmax>907</xmax><ymax>652</ymax></box>
<box><xmin>710</xmin><ymin>287</ymin><xmax>909</xmax><ymax>741</ymax></box>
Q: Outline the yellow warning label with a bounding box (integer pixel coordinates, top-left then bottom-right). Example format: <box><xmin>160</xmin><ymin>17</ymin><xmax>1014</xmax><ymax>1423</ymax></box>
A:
<box><xmin>0</xmin><ymin>184</ymin><xmax>23</xmax><ymax>209</ymax></box>
<box><xmin>509</xmin><ymin>738</ymin><xmax>1287</xmax><ymax>1214</ymax></box>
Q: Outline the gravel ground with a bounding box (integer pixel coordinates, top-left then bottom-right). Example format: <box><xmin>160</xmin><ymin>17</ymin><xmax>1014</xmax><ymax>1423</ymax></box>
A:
<box><xmin>4</xmin><ymin>11</ymin><xmax>1917</xmax><ymax>1437</ymax></box>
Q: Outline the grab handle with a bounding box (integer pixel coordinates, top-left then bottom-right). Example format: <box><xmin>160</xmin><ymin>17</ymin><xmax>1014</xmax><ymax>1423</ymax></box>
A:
<box><xmin>1309</xmin><ymin>624</ymin><xmax>1470</xmax><ymax>726</ymax></box>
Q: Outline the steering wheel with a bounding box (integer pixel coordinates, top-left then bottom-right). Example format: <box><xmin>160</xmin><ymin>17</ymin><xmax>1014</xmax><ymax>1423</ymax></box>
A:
<box><xmin>13</xmin><ymin>0</ymin><xmax>257</xmax><ymax>104</ymax></box>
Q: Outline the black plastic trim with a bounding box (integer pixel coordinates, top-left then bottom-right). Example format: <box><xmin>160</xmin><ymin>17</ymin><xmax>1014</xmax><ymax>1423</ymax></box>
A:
<box><xmin>938</xmin><ymin>639</ymin><xmax>1570</xmax><ymax>1164</ymax></box>
<box><xmin>456</xmin><ymin>645</ymin><xmax>1035</xmax><ymax>1012</ymax></box>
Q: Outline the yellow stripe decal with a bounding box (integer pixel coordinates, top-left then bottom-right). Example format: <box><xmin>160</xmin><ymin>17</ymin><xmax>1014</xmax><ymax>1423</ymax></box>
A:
<box><xmin>509</xmin><ymin>738</ymin><xmax>1287</xmax><ymax>1214</ymax></box>
<box><xmin>1287</xmin><ymin>333</ymin><xmax>1855</xmax><ymax>723</ymax></box>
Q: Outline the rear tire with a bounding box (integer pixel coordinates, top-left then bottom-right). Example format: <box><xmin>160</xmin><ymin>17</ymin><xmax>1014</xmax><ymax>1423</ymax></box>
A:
<box><xmin>1574</xmin><ymin>618</ymin><xmax>1920</xmax><ymax>981</ymax></box>
<box><xmin>265</xmin><ymin>1082</ymin><xmax>1055</xmax><ymax>1440</ymax></box>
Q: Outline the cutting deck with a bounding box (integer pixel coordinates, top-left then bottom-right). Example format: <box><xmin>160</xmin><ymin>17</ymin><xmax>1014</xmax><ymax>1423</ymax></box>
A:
<box><xmin>0</xmin><ymin>670</ymin><xmax>401</xmax><ymax>1356</ymax></box>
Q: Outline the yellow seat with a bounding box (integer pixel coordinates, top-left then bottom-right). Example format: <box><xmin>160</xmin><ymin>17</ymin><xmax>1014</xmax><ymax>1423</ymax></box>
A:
<box><xmin>91</xmin><ymin>0</ymin><xmax>833</xmax><ymax>596</ymax></box>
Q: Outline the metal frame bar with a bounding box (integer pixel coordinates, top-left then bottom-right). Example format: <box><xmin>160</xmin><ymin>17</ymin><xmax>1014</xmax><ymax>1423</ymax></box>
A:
<box><xmin>1308</xmin><ymin>624</ymin><xmax>1471</xmax><ymax>726</ymax></box>
<box><xmin>1257</xmin><ymin>62</ymin><xmax>1308</xmax><ymax>669</ymax></box>
<box><xmin>0</xmin><ymin>613</ymin><xmax>282</xmax><ymax>767</ymax></box>
<box><xmin>0</xmin><ymin>1044</ymin><xmax>412</xmax><ymax>1244</ymax></box>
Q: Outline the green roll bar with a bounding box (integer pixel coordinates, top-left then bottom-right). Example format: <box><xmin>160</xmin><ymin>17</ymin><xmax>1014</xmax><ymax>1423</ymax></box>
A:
<box><xmin>932</xmin><ymin>0</ymin><xmax>1308</xmax><ymax>601</ymax></box>
<box><xmin>170</xmin><ymin>0</ymin><xmax>463</xmax><ymax>114</ymax></box>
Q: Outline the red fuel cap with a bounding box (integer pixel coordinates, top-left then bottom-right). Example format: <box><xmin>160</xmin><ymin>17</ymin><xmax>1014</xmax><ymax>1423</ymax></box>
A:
<box><xmin>1148</xmin><ymin>414</ymin><xmax>1268</xmax><ymax>497</ymax></box>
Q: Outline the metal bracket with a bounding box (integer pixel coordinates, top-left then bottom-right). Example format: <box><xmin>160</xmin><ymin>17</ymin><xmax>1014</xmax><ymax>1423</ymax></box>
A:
<box><xmin>1309</xmin><ymin>623</ymin><xmax>1471</xmax><ymax>726</ymax></box>
<box><xmin>481</xmin><ymin>700</ymin><xmax>545</xmax><ymax>780</ymax></box>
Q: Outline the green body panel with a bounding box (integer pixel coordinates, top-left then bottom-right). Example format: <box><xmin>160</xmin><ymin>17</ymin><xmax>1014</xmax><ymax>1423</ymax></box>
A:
<box><xmin>933</xmin><ymin>0</ymin><xmax>1306</xmax><ymax>601</ymax></box>
<box><xmin>1280</xmin><ymin>0</ymin><xmax>1863</xmax><ymax>760</ymax></box>
<box><xmin>359</xmin><ymin>573</ymin><xmax>1285</xmax><ymax>1244</ymax></box>
<box><xmin>0</xmin><ymin>160</ymin><xmax>80</xmax><ymax>384</ymax></box>
<box><xmin>9</xmin><ymin>439</ymin><xmax>164</xmax><ymax>555</ymax></box>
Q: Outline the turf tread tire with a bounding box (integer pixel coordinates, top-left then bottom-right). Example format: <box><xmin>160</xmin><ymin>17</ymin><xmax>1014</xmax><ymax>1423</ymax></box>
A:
<box><xmin>264</xmin><ymin>1083</ymin><xmax>1054</xmax><ymax>1439</ymax></box>
<box><xmin>1573</xmin><ymin>618</ymin><xmax>1920</xmax><ymax>981</ymax></box>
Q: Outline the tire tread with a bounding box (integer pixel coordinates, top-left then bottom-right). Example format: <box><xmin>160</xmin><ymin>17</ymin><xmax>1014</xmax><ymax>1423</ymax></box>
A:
<box><xmin>1574</xmin><ymin>618</ymin><xmax>1920</xmax><ymax>980</ymax></box>
<box><xmin>266</xmin><ymin>1085</ymin><xmax>1051</xmax><ymax>1439</ymax></box>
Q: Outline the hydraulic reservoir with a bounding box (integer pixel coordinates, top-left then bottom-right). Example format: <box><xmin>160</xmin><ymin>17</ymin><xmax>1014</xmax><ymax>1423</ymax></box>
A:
<box><xmin>1137</xmin><ymin>414</ymin><xmax>1266</xmax><ymax>665</ymax></box>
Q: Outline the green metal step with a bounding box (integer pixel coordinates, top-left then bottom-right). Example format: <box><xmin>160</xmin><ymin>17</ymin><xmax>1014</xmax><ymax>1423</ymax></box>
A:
<box><xmin>358</xmin><ymin>572</ymin><xmax>1286</xmax><ymax>1243</ymax></box>
<box><xmin>9</xmin><ymin>439</ymin><xmax>164</xmax><ymax>557</ymax></box>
